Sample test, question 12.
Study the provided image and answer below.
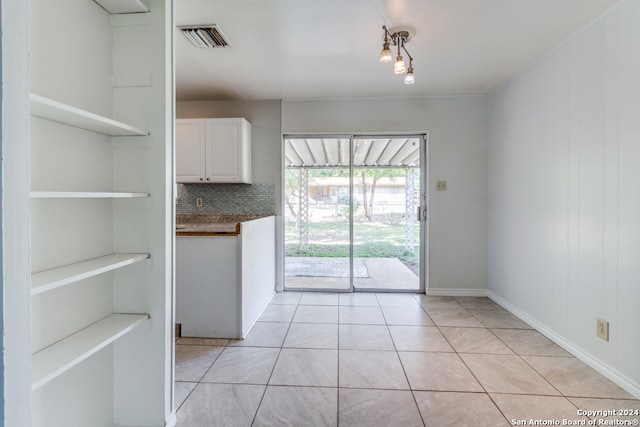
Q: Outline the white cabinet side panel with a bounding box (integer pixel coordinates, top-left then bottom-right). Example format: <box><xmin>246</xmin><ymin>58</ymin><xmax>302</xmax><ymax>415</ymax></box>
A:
<box><xmin>176</xmin><ymin>236</ymin><xmax>239</xmax><ymax>338</ymax></box>
<box><xmin>240</xmin><ymin>217</ymin><xmax>275</xmax><ymax>337</ymax></box>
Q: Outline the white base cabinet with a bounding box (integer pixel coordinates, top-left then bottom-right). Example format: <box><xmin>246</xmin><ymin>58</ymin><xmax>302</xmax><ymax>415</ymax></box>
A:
<box><xmin>176</xmin><ymin>217</ymin><xmax>275</xmax><ymax>338</ymax></box>
<box><xmin>176</xmin><ymin>118</ymin><xmax>252</xmax><ymax>184</ymax></box>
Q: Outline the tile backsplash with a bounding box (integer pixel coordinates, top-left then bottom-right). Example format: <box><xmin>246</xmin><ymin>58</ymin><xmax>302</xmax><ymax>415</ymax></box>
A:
<box><xmin>176</xmin><ymin>183</ymin><xmax>276</xmax><ymax>216</ymax></box>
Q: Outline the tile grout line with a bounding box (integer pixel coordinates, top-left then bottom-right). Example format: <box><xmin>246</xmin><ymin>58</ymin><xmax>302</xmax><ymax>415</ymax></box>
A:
<box><xmin>379</xmin><ymin>293</ymin><xmax>427</xmax><ymax>427</ymax></box>
<box><xmin>450</xmin><ymin>298</ymin><xmax>594</xmax><ymax>421</ymax></box>
<box><xmin>337</xmin><ymin>293</ymin><xmax>341</xmax><ymax>427</ymax></box>
<box><xmin>434</xmin><ymin>300</ymin><xmax>514</xmax><ymax>425</ymax></box>
<box><xmin>249</xmin><ymin>298</ymin><xmax>298</xmax><ymax>426</ymax></box>
<box><xmin>465</xmin><ymin>304</ymin><xmax>568</xmax><ymax>399</ymax></box>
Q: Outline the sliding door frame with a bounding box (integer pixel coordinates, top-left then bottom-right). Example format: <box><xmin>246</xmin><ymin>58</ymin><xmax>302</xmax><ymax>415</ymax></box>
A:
<box><xmin>282</xmin><ymin>132</ymin><xmax>428</xmax><ymax>293</ymax></box>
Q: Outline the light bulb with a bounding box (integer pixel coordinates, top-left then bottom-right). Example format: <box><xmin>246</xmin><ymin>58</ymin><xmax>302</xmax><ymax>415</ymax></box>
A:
<box><xmin>379</xmin><ymin>42</ymin><xmax>393</xmax><ymax>63</ymax></box>
<box><xmin>404</xmin><ymin>65</ymin><xmax>415</xmax><ymax>84</ymax></box>
<box><xmin>394</xmin><ymin>55</ymin><xmax>406</xmax><ymax>74</ymax></box>
<box><xmin>404</xmin><ymin>73</ymin><xmax>415</xmax><ymax>85</ymax></box>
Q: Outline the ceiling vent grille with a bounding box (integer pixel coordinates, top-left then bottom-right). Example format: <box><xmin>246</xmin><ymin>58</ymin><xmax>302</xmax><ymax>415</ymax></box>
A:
<box><xmin>180</xmin><ymin>25</ymin><xmax>230</xmax><ymax>48</ymax></box>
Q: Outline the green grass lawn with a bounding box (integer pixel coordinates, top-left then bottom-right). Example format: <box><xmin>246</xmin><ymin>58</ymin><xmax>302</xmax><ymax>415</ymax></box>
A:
<box><xmin>285</xmin><ymin>219</ymin><xmax>420</xmax><ymax>264</ymax></box>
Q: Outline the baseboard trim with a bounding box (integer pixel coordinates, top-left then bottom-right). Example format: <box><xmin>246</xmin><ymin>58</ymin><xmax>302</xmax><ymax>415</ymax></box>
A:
<box><xmin>426</xmin><ymin>288</ymin><xmax>488</xmax><ymax>297</ymax></box>
<box><xmin>488</xmin><ymin>291</ymin><xmax>640</xmax><ymax>400</ymax></box>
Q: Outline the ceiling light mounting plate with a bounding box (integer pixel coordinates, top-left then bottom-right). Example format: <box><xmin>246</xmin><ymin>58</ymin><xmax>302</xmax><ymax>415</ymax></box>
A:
<box><xmin>388</xmin><ymin>26</ymin><xmax>415</xmax><ymax>43</ymax></box>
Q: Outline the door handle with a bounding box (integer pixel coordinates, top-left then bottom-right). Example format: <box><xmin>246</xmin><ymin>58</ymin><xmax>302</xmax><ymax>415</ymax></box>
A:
<box><xmin>416</xmin><ymin>206</ymin><xmax>426</xmax><ymax>221</ymax></box>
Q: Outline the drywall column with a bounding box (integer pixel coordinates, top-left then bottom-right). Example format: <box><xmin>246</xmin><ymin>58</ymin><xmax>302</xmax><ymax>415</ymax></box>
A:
<box><xmin>1</xmin><ymin>0</ymin><xmax>32</xmax><ymax>424</ymax></box>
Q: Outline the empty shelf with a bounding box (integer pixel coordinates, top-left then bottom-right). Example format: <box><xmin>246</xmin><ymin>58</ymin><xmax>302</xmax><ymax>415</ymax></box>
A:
<box><xmin>30</xmin><ymin>94</ymin><xmax>148</xmax><ymax>136</ymax></box>
<box><xmin>32</xmin><ymin>314</ymin><xmax>148</xmax><ymax>390</ymax></box>
<box><xmin>32</xmin><ymin>253</ymin><xmax>150</xmax><ymax>296</ymax></box>
<box><xmin>93</xmin><ymin>0</ymin><xmax>149</xmax><ymax>14</ymax></box>
<box><xmin>31</xmin><ymin>191</ymin><xmax>149</xmax><ymax>199</ymax></box>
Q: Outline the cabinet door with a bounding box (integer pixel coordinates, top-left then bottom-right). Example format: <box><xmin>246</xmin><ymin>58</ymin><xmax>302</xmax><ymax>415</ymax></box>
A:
<box><xmin>205</xmin><ymin>118</ymin><xmax>251</xmax><ymax>183</ymax></box>
<box><xmin>176</xmin><ymin>119</ymin><xmax>206</xmax><ymax>183</ymax></box>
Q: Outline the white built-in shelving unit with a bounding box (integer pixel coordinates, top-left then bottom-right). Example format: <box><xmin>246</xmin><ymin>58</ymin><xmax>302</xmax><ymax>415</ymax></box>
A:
<box><xmin>93</xmin><ymin>0</ymin><xmax>149</xmax><ymax>14</ymax></box>
<box><xmin>32</xmin><ymin>313</ymin><xmax>149</xmax><ymax>391</ymax></box>
<box><xmin>29</xmin><ymin>92</ymin><xmax>153</xmax><ymax>390</ymax></box>
<box><xmin>30</xmin><ymin>94</ymin><xmax>149</xmax><ymax>137</ymax></box>
<box><xmin>29</xmin><ymin>0</ymin><xmax>174</xmax><ymax>425</ymax></box>
<box><xmin>31</xmin><ymin>253</ymin><xmax>150</xmax><ymax>296</ymax></box>
<box><xmin>30</xmin><ymin>191</ymin><xmax>150</xmax><ymax>198</ymax></box>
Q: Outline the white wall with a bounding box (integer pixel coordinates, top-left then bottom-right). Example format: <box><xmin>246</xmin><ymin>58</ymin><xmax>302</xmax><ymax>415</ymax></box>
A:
<box><xmin>282</xmin><ymin>96</ymin><xmax>488</xmax><ymax>293</ymax></box>
<box><xmin>488</xmin><ymin>0</ymin><xmax>640</xmax><ymax>397</ymax></box>
<box><xmin>1</xmin><ymin>0</ymin><xmax>32</xmax><ymax>425</ymax></box>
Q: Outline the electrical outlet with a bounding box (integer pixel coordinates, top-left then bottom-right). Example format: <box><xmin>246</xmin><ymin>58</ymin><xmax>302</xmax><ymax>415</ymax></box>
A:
<box><xmin>436</xmin><ymin>180</ymin><xmax>447</xmax><ymax>191</ymax></box>
<box><xmin>596</xmin><ymin>318</ymin><xmax>609</xmax><ymax>341</ymax></box>
<box><xmin>196</xmin><ymin>197</ymin><xmax>203</xmax><ymax>207</ymax></box>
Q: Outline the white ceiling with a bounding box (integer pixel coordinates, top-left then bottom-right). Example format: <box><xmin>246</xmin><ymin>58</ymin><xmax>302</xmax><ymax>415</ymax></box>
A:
<box><xmin>175</xmin><ymin>0</ymin><xmax>619</xmax><ymax>101</ymax></box>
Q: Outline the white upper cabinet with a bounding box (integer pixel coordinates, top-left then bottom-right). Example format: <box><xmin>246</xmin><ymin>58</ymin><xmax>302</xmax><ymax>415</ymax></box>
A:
<box><xmin>176</xmin><ymin>119</ymin><xmax>206</xmax><ymax>182</ymax></box>
<box><xmin>177</xmin><ymin>118</ymin><xmax>252</xmax><ymax>184</ymax></box>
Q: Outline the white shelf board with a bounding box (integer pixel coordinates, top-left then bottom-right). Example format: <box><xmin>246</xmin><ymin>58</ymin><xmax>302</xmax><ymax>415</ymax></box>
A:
<box><xmin>30</xmin><ymin>93</ymin><xmax>148</xmax><ymax>136</ymax></box>
<box><xmin>32</xmin><ymin>313</ymin><xmax>149</xmax><ymax>390</ymax></box>
<box><xmin>93</xmin><ymin>0</ymin><xmax>149</xmax><ymax>14</ymax></box>
<box><xmin>31</xmin><ymin>253</ymin><xmax>150</xmax><ymax>296</ymax></box>
<box><xmin>30</xmin><ymin>191</ymin><xmax>149</xmax><ymax>199</ymax></box>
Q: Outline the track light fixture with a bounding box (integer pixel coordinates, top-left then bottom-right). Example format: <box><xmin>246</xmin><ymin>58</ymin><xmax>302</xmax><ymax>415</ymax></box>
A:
<box><xmin>380</xmin><ymin>25</ymin><xmax>415</xmax><ymax>85</ymax></box>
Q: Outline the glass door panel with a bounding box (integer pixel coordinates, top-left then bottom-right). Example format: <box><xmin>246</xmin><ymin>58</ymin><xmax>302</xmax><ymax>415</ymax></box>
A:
<box><xmin>352</xmin><ymin>137</ymin><xmax>421</xmax><ymax>291</ymax></box>
<box><xmin>284</xmin><ymin>137</ymin><xmax>351</xmax><ymax>290</ymax></box>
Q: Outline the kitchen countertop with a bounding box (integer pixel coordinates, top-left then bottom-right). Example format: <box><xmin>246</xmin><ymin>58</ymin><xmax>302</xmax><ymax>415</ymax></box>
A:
<box><xmin>176</xmin><ymin>214</ymin><xmax>272</xmax><ymax>236</ymax></box>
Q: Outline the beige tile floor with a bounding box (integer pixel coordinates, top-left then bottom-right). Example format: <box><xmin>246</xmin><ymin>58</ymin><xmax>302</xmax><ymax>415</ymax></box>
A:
<box><xmin>175</xmin><ymin>293</ymin><xmax>640</xmax><ymax>427</ymax></box>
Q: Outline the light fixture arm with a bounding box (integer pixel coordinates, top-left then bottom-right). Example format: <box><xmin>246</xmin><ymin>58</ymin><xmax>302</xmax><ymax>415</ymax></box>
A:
<box><xmin>401</xmin><ymin>39</ymin><xmax>413</xmax><ymax>64</ymax></box>
<box><xmin>382</xmin><ymin>25</ymin><xmax>393</xmax><ymax>44</ymax></box>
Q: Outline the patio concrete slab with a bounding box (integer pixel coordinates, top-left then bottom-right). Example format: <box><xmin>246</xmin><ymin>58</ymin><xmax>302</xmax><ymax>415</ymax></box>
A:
<box><xmin>284</xmin><ymin>257</ymin><xmax>419</xmax><ymax>291</ymax></box>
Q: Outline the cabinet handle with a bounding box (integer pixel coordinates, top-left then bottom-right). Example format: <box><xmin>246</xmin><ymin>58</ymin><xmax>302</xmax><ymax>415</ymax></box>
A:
<box><xmin>206</xmin><ymin>178</ymin><xmax>210</xmax><ymax>181</ymax></box>
<box><xmin>199</xmin><ymin>178</ymin><xmax>203</xmax><ymax>181</ymax></box>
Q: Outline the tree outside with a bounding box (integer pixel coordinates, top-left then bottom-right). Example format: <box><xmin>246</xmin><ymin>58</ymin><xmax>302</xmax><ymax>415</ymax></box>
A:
<box><xmin>284</xmin><ymin>166</ymin><xmax>420</xmax><ymax>269</ymax></box>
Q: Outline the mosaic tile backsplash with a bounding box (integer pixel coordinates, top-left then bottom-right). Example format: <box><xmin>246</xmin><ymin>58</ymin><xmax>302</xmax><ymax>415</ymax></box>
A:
<box><xmin>176</xmin><ymin>183</ymin><xmax>276</xmax><ymax>216</ymax></box>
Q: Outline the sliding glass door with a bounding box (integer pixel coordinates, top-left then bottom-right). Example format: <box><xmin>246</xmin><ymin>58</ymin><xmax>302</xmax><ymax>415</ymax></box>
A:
<box><xmin>284</xmin><ymin>135</ymin><xmax>425</xmax><ymax>292</ymax></box>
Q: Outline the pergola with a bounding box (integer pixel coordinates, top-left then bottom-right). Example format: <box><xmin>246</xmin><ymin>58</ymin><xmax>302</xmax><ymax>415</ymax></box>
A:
<box><xmin>284</xmin><ymin>137</ymin><xmax>421</xmax><ymax>252</ymax></box>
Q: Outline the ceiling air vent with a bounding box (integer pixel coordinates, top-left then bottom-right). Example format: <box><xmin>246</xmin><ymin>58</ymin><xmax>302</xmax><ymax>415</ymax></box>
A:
<box><xmin>180</xmin><ymin>25</ymin><xmax>230</xmax><ymax>49</ymax></box>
